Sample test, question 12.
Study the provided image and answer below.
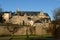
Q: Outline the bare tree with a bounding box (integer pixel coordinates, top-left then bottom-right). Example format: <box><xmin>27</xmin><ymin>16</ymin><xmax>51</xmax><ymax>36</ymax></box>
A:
<box><xmin>6</xmin><ymin>23</ymin><xmax>19</xmax><ymax>40</ymax></box>
<box><xmin>0</xmin><ymin>7</ymin><xmax>3</xmax><ymax>12</ymax></box>
<box><xmin>0</xmin><ymin>5</ymin><xmax>5</xmax><ymax>23</ymax></box>
<box><xmin>0</xmin><ymin>4</ymin><xmax>3</xmax><ymax>12</ymax></box>
<box><xmin>52</xmin><ymin>7</ymin><xmax>60</xmax><ymax>38</ymax></box>
<box><xmin>53</xmin><ymin>7</ymin><xmax>60</xmax><ymax>20</ymax></box>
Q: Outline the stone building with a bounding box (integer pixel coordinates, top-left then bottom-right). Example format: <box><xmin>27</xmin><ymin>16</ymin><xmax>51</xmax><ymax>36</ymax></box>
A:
<box><xmin>1</xmin><ymin>8</ymin><xmax>51</xmax><ymax>35</ymax></box>
<box><xmin>9</xmin><ymin>8</ymin><xmax>51</xmax><ymax>25</ymax></box>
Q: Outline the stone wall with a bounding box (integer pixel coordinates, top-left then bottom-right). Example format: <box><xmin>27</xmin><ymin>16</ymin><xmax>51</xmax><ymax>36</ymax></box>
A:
<box><xmin>0</xmin><ymin>23</ymin><xmax>51</xmax><ymax>35</ymax></box>
<box><xmin>0</xmin><ymin>26</ymin><xmax>11</xmax><ymax>35</ymax></box>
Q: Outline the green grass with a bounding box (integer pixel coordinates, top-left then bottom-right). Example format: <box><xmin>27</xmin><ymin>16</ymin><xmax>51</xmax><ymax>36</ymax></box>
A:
<box><xmin>0</xmin><ymin>35</ymin><xmax>53</xmax><ymax>40</ymax></box>
<box><xmin>0</xmin><ymin>34</ymin><xmax>53</xmax><ymax>38</ymax></box>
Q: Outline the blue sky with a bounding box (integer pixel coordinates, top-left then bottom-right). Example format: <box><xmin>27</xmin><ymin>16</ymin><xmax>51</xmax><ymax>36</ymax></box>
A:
<box><xmin>0</xmin><ymin>0</ymin><xmax>60</xmax><ymax>20</ymax></box>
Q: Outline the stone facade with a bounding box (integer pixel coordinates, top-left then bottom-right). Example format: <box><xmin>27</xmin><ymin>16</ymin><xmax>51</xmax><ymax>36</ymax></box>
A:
<box><xmin>1</xmin><ymin>9</ymin><xmax>51</xmax><ymax>35</ymax></box>
<box><xmin>2</xmin><ymin>12</ymin><xmax>11</xmax><ymax>23</ymax></box>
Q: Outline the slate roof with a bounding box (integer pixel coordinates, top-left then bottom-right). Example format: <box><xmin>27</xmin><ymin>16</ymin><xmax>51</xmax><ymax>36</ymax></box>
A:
<box><xmin>11</xmin><ymin>11</ymin><xmax>49</xmax><ymax>16</ymax></box>
<box><xmin>1</xmin><ymin>11</ymin><xmax>49</xmax><ymax>16</ymax></box>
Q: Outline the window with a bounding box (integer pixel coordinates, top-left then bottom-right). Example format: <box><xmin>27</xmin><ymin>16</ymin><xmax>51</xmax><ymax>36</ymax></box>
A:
<box><xmin>27</xmin><ymin>17</ymin><xmax>31</xmax><ymax>20</ymax></box>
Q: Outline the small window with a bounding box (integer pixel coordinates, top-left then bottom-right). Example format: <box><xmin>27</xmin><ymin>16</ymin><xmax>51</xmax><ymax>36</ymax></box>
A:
<box><xmin>27</xmin><ymin>17</ymin><xmax>31</xmax><ymax>20</ymax></box>
<box><xmin>34</xmin><ymin>20</ymin><xmax>42</xmax><ymax>23</ymax></box>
